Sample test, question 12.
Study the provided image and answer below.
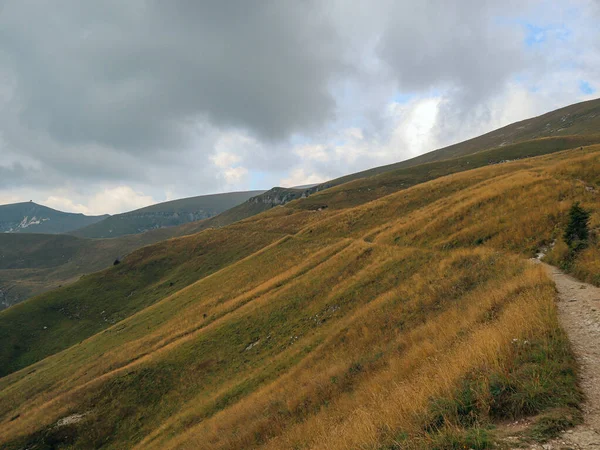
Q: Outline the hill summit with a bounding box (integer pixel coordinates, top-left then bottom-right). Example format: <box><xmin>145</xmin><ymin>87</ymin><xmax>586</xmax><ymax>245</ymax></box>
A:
<box><xmin>0</xmin><ymin>202</ymin><xmax>108</xmax><ymax>234</ymax></box>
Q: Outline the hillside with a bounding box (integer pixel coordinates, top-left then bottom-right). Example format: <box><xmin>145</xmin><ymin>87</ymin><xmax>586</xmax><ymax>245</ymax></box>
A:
<box><xmin>72</xmin><ymin>190</ymin><xmax>265</xmax><ymax>238</ymax></box>
<box><xmin>0</xmin><ymin>202</ymin><xmax>108</xmax><ymax>234</ymax></box>
<box><xmin>2</xmin><ymin>100</ymin><xmax>599</xmax><ymax>309</ymax></box>
<box><xmin>1</xmin><ymin>140</ymin><xmax>599</xmax><ymax>448</ymax></box>
<box><xmin>310</xmin><ymin>97</ymin><xmax>600</xmax><ymax>191</ymax></box>
<box><xmin>0</xmin><ymin>216</ymin><xmax>225</xmax><ymax>310</ymax></box>
<box><xmin>0</xmin><ymin>230</ymin><xmax>174</xmax><ymax>310</ymax></box>
<box><xmin>194</xmin><ymin>98</ymin><xmax>600</xmax><ymax>219</ymax></box>
<box><xmin>0</xmin><ymin>191</ymin><xmax>265</xmax><ymax>309</ymax></box>
<box><xmin>2</xmin><ymin>136</ymin><xmax>595</xmax><ymax>310</ymax></box>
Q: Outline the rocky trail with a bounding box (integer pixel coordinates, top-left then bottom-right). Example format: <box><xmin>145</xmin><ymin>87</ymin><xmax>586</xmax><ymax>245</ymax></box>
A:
<box><xmin>523</xmin><ymin>263</ymin><xmax>600</xmax><ymax>449</ymax></box>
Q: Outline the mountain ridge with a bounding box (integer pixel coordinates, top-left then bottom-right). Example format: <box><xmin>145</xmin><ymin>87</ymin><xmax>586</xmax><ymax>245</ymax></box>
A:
<box><xmin>0</xmin><ymin>202</ymin><xmax>108</xmax><ymax>234</ymax></box>
<box><xmin>71</xmin><ymin>190</ymin><xmax>266</xmax><ymax>238</ymax></box>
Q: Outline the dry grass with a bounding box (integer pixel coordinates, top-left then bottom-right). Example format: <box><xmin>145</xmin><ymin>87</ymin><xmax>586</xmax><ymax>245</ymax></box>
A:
<box><xmin>157</xmin><ymin>256</ymin><xmax>556</xmax><ymax>450</ymax></box>
<box><xmin>1</xmin><ymin>144</ymin><xmax>598</xmax><ymax>449</ymax></box>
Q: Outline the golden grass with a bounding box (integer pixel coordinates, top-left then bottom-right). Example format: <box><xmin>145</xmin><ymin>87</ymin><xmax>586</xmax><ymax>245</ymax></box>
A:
<box><xmin>0</xmin><ymin>145</ymin><xmax>597</xmax><ymax>449</ymax></box>
<box><xmin>155</xmin><ymin>257</ymin><xmax>551</xmax><ymax>450</ymax></box>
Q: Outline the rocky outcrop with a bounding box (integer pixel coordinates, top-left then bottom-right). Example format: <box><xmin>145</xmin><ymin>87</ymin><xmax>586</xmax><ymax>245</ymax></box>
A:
<box><xmin>248</xmin><ymin>187</ymin><xmax>306</xmax><ymax>207</ymax></box>
<box><xmin>0</xmin><ymin>286</ymin><xmax>21</xmax><ymax>310</ymax></box>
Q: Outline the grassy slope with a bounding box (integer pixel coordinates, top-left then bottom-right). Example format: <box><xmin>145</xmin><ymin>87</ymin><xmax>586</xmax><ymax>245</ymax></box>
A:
<box><xmin>0</xmin><ymin>224</ymin><xmax>206</xmax><ymax>309</ymax></box>
<box><xmin>1</xmin><ymin>144</ymin><xmax>599</xmax><ymax>449</ymax></box>
<box><xmin>297</xmin><ymin>135</ymin><xmax>600</xmax><ymax>210</ymax></box>
<box><xmin>0</xmin><ymin>135</ymin><xmax>593</xmax><ymax>363</ymax></box>
<box><xmin>3</xmin><ymin>98</ymin><xmax>600</xmax><ymax>306</ymax></box>
<box><xmin>72</xmin><ymin>190</ymin><xmax>265</xmax><ymax>239</ymax></box>
<box><xmin>0</xmin><ymin>225</ymin><xmax>288</xmax><ymax>376</ymax></box>
<box><xmin>6</xmin><ymin>136</ymin><xmax>592</xmax><ymax>310</ymax></box>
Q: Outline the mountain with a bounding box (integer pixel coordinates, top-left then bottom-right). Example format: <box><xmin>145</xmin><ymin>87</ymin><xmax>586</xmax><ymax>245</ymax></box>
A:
<box><xmin>2</xmin><ymin>135</ymin><xmax>594</xmax><ymax>310</ymax></box>
<box><xmin>0</xmin><ymin>191</ymin><xmax>262</xmax><ymax>309</ymax></box>
<box><xmin>2</xmin><ymin>99</ymin><xmax>600</xmax><ymax>309</ymax></box>
<box><xmin>308</xmin><ymin>97</ymin><xmax>600</xmax><ymax>192</ymax></box>
<box><xmin>0</xmin><ymin>202</ymin><xmax>108</xmax><ymax>234</ymax></box>
<box><xmin>71</xmin><ymin>190</ymin><xmax>266</xmax><ymax>238</ymax></box>
<box><xmin>202</xmin><ymin>98</ymin><xmax>600</xmax><ymax>221</ymax></box>
<box><xmin>2</xmin><ymin>137</ymin><xmax>596</xmax><ymax>449</ymax></box>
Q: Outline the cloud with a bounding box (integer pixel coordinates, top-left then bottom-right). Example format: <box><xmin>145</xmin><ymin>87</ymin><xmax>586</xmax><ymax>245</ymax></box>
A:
<box><xmin>46</xmin><ymin>186</ymin><xmax>156</xmax><ymax>216</ymax></box>
<box><xmin>282</xmin><ymin>96</ymin><xmax>443</xmax><ymax>187</ymax></box>
<box><xmin>211</xmin><ymin>152</ymin><xmax>242</xmax><ymax>170</ymax></box>
<box><xmin>221</xmin><ymin>167</ymin><xmax>249</xmax><ymax>186</ymax></box>
<box><xmin>0</xmin><ymin>1</ymin><xmax>598</xmax><ymax>213</ymax></box>
<box><xmin>280</xmin><ymin>169</ymin><xmax>328</xmax><ymax>188</ymax></box>
<box><xmin>0</xmin><ymin>1</ymin><xmax>344</xmax><ymax>148</ymax></box>
<box><xmin>43</xmin><ymin>196</ymin><xmax>91</xmax><ymax>215</ymax></box>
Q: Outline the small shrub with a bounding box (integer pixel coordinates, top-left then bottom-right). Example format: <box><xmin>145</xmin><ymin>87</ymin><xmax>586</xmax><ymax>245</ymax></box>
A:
<box><xmin>564</xmin><ymin>202</ymin><xmax>590</xmax><ymax>252</ymax></box>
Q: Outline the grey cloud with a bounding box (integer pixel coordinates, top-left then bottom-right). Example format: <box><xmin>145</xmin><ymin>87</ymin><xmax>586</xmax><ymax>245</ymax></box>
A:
<box><xmin>0</xmin><ymin>0</ymin><xmax>344</xmax><ymax>154</ymax></box>
<box><xmin>379</xmin><ymin>1</ymin><xmax>526</xmax><ymax>95</ymax></box>
<box><xmin>1</xmin><ymin>0</ymin><xmax>591</xmax><ymax>212</ymax></box>
<box><xmin>378</xmin><ymin>0</ymin><xmax>531</xmax><ymax>144</ymax></box>
<box><xmin>0</xmin><ymin>163</ymin><xmax>32</xmax><ymax>189</ymax></box>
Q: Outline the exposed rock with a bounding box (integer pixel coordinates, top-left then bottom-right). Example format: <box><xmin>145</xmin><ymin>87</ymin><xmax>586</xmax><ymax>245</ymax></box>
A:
<box><xmin>248</xmin><ymin>187</ymin><xmax>305</xmax><ymax>207</ymax></box>
<box><xmin>55</xmin><ymin>413</ymin><xmax>88</xmax><ymax>427</ymax></box>
<box><xmin>245</xmin><ymin>339</ymin><xmax>261</xmax><ymax>351</ymax></box>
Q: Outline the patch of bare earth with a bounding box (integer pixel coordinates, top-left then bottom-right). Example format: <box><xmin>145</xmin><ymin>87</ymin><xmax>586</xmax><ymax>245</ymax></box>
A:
<box><xmin>504</xmin><ymin>263</ymin><xmax>600</xmax><ymax>449</ymax></box>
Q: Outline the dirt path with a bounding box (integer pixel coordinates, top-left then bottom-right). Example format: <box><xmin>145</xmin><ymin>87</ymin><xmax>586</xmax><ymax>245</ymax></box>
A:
<box><xmin>531</xmin><ymin>264</ymin><xmax>600</xmax><ymax>449</ymax></box>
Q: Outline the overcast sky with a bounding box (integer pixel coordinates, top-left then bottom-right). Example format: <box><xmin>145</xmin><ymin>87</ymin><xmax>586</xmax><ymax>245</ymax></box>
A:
<box><xmin>0</xmin><ymin>1</ymin><xmax>599</xmax><ymax>214</ymax></box>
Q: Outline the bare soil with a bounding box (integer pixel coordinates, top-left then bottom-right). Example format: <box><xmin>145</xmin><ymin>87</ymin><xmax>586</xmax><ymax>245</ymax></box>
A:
<box><xmin>520</xmin><ymin>264</ymin><xmax>600</xmax><ymax>449</ymax></box>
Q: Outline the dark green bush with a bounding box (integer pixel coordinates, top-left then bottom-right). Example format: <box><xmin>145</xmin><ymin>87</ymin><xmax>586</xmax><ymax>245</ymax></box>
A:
<box><xmin>564</xmin><ymin>202</ymin><xmax>590</xmax><ymax>252</ymax></box>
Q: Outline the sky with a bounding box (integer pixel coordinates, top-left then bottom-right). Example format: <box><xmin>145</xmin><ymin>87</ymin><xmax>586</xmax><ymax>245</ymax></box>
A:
<box><xmin>0</xmin><ymin>1</ymin><xmax>599</xmax><ymax>215</ymax></box>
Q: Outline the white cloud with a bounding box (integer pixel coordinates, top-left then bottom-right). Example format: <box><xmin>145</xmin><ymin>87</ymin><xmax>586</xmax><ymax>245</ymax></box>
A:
<box><xmin>43</xmin><ymin>196</ymin><xmax>90</xmax><ymax>214</ymax></box>
<box><xmin>43</xmin><ymin>186</ymin><xmax>156</xmax><ymax>216</ymax></box>
<box><xmin>387</xmin><ymin>97</ymin><xmax>441</xmax><ymax>157</ymax></box>
<box><xmin>211</xmin><ymin>152</ymin><xmax>242</xmax><ymax>169</ymax></box>
<box><xmin>222</xmin><ymin>166</ymin><xmax>249</xmax><ymax>185</ymax></box>
<box><xmin>295</xmin><ymin>144</ymin><xmax>330</xmax><ymax>163</ymax></box>
<box><xmin>0</xmin><ymin>186</ymin><xmax>157</xmax><ymax>216</ymax></box>
<box><xmin>280</xmin><ymin>168</ymin><xmax>328</xmax><ymax>188</ymax></box>
<box><xmin>86</xmin><ymin>186</ymin><xmax>156</xmax><ymax>215</ymax></box>
<box><xmin>0</xmin><ymin>193</ymin><xmax>24</xmax><ymax>205</ymax></box>
<box><xmin>279</xmin><ymin>96</ymin><xmax>443</xmax><ymax>185</ymax></box>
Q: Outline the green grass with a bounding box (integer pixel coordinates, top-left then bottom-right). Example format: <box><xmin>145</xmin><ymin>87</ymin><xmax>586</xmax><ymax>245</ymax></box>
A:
<box><xmin>526</xmin><ymin>407</ymin><xmax>583</xmax><ymax>442</ymax></box>
<box><xmin>487</xmin><ymin>330</ymin><xmax>582</xmax><ymax>420</ymax></box>
<box><xmin>393</xmin><ymin>326</ymin><xmax>581</xmax><ymax>449</ymax></box>
<box><xmin>0</xmin><ymin>227</ymin><xmax>284</xmax><ymax>377</ymax></box>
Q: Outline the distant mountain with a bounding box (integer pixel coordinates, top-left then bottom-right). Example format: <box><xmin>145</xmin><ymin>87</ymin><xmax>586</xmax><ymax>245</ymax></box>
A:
<box><xmin>0</xmin><ymin>202</ymin><xmax>108</xmax><ymax>234</ymax></box>
<box><xmin>71</xmin><ymin>190</ymin><xmax>266</xmax><ymax>238</ymax></box>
